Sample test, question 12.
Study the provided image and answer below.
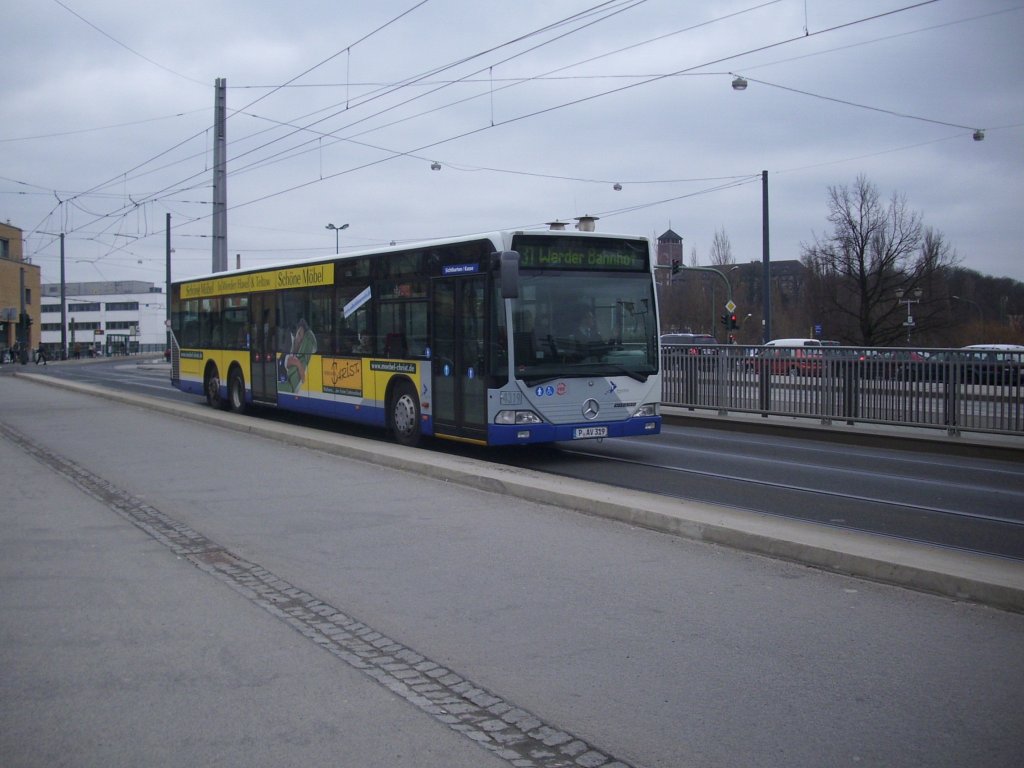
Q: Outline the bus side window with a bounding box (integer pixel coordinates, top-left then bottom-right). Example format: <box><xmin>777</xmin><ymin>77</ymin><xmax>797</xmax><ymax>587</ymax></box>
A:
<box><xmin>407</xmin><ymin>301</ymin><xmax>428</xmax><ymax>357</ymax></box>
<box><xmin>182</xmin><ymin>321</ymin><xmax>199</xmax><ymax>348</ymax></box>
<box><xmin>378</xmin><ymin>296</ymin><xmax>426</xmax><ymax>359</ymax></box>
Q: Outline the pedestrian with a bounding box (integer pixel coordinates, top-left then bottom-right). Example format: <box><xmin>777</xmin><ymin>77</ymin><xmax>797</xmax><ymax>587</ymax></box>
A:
<box><xmin>35</xmin><ymin>347</ymin><xmax>47</xmax><ymax>365</ymax></box>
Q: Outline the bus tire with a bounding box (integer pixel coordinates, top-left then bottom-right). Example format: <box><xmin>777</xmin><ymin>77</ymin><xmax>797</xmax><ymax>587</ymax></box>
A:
<box><xmin>205</xmin><ymin>365</ymin><xmax>225</xmax><ymax>409</ymax></box>
<box><xmin>228</xmin><ymin>368</ymin><xmax>247</xmax><ymax>414</ymax></box>
<box><xmin>390</xmin><ymin>380</ymin><xmax>421</xmax><ymax>447</ymax></box>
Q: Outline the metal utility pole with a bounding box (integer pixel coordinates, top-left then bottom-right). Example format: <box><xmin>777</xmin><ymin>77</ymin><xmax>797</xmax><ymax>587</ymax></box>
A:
<box><xmin>761</xmin><ymin>170</ymin><xmax>771</xmax><ymax>344</ymax></box>
<box><xmin>59</xmin><ymin>232</ymin><xmax>67</xmax><ymax>359</ymax></box>
<box><xmin>759</xmin><ymin>171</ymin><xmax>772</xmax><ymax>416</ymax></box>
<box><xmin>212</xmin><ymin>78</ymin><xmax>228</xmax><ymax>273</ymax></box>
<box><xmin>166</xmin><ymin>213</ymin><xmax>172</xmax><ymax>352</ymax></box>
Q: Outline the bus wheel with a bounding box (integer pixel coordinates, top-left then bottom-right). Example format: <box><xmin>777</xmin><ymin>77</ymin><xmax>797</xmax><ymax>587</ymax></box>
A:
<box><xmin>205</xmin><ymin>366</ymin><xmax>224</xmax><ymax>409</ymax></box>
<box><xmin>390</xmin><ymin>381</ymin><xmax>421</xmax><ymax>447</ymax></box>
<box><xmin>228</xmin><ymin>369</ymin><xmax>247</xmax><ymax>414</ymax></box>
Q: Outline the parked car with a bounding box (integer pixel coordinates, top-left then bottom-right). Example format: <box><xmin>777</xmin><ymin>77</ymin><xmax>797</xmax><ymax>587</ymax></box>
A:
<box><xmin>869</xmin><ymin>349</ymin><xmax>931</xmax><ymax>380</ymax></box>
<box><xmin>958</xmin><ymin>345</ymin><xmax>1024</xmax><ymax>386</ymax></box>
<box><xmin>920</xmin><ymin>345</ymin><xmax>1023</xmax><ymax>386</ymax></box>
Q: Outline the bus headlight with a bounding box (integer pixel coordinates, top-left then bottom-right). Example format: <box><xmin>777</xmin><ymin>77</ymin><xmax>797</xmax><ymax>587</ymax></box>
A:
<box><xmin>632</xmin><ymin>403</ymin><xmax>659</xmax><ymax>417</ymax></box>
<box><xmin>496</xmin><ymin>410</ymin><xmax>543</xmax><ymax>425</ymax></box>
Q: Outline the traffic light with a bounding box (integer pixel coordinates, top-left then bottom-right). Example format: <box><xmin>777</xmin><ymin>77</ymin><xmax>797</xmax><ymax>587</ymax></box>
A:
<box><xmin>729</xmin><ymin>313</ymin><xmax>738</xmax><ymax>329</ymax></box>
<box><xmin>671</xmin><ymin>259</ymin><xmax>681</xmax><ymax>275</ymax></box>
<box><xmin>720</xmin><ymin>313</ymin><xmax>729</xmax><ymax>327</ymax></box>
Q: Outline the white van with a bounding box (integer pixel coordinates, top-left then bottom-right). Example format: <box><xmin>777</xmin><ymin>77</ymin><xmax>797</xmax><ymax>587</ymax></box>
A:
<box><xmin>764</xmin><ymin>338</ymin><xmax>822</xmax><ymax>347</ymax></box>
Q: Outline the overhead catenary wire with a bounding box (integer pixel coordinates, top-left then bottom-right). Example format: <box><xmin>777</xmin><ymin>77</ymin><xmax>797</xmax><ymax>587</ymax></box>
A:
<box><xmin>22</xmin><ymin>0</ymin><xmax>985</xmax><ymax>271</ymax></box>
<box><xmin>212</xmin><ymin>0</ymin><xmax>955</xmax><ymax>219</ymax></box>
<box><xmin>86</xmin><ymin>0</ymin><xmax>958</xmax><ymax>224</ymax></box>
<box><xmin>133</xmin><ymin>0</ymin><xmax>790</xmax><ymax>203</ymax></box>
<box><xmin>20</xmin><ymin>0</ymin><xmax>444</xmax><ymax>248</ymax></box>
<box><xmin>29</xmin><ymin>0</ymin><xmax>652</xmax><ymax>245</ymax></box>
<box><xmin>23</xmin><ymin>0</ymin><xmax>927</xmax><ymax>223</ymax></box>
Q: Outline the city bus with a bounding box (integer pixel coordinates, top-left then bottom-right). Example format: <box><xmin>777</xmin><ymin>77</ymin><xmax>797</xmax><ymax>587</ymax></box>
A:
<box><xmin>169</xmin><ymin>229</ymin><xmax>661</xmax><ymax>447</ymax></box>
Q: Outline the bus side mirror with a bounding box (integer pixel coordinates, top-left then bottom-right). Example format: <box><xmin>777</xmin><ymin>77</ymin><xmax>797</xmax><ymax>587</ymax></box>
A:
<box><xmin>499</xmin><ymin>250</ymin><xmax>520</xmax><ymax>299</ymax></box>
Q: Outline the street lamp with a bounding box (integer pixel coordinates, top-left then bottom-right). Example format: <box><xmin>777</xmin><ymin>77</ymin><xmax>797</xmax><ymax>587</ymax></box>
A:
<box><xmin>729</xmin><ymin>69</ymin><xmax>772</xmax><ymax>343</ymax></box>
<box><xmin>896</xmin><ymin>288</ymin><xmax>923</xmax><ymax>343</ymax></box>
<box><xmin>952</xmin><ymin>295</ymin><xmax>983</xmax><ymax>331</ymax></box>
<box><xmin>325</xmin><ymin>222</ymin><xmax>349</xmax><ymax>254</ymax></box>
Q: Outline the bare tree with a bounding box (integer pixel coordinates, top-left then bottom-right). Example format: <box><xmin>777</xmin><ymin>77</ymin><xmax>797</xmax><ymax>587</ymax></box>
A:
<box><xmin>709</xmin><ymin>227</ymin><xmax>734</xmax><ymax>267</ymax></box>
<box><xmin>801</xmin><ymin>175</ymin><xmax>958</xmax><ymax>345</ymax></box>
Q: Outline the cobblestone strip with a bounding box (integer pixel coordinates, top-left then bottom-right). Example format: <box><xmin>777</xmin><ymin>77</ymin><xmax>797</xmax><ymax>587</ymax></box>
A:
<box><xmin>2</xmin><ymin>423</ymin><xmax>640</xmax><ymax>768</ymax></box>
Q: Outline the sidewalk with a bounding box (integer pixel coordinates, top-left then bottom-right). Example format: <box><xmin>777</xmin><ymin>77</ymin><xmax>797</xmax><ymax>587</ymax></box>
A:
<box><xmin>0</xmin><ymin>416</ymin><xmax>496</xmax><ymax>768</ymax></box>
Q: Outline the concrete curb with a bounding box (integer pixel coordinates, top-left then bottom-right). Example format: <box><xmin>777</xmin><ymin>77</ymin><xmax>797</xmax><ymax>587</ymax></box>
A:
<box><xmin>16</xmin><ymin>371</ymin><xmax>1024</xmax><ymax>613</ymax></box>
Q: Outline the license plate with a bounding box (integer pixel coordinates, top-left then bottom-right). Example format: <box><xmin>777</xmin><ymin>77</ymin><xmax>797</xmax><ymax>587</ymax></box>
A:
<box><xmin>573</xmin><ymin>426</ymin><xmax>608</xmax><ymax>439</ymax></box>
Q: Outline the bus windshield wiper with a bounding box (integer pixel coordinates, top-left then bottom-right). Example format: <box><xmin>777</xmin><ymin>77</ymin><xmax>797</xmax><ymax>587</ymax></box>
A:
<box><xmin>602</xmin><ymin>364</ymin><xmax>650</xmax><ymax>383</ymax></box>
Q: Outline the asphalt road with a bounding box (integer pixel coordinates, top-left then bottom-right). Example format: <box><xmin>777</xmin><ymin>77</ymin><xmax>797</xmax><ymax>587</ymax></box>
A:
<box><xmin>2</xmin><ymin>372</ymin><xmax>1024</xmax><ymax>767</ymax></box>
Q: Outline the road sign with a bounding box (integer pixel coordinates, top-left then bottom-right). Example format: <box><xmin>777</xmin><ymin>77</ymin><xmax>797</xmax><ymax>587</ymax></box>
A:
<box><xmin>725</xmin><ymin>300</ymin><xmax>736</xmax><ymax>313</ymax></box>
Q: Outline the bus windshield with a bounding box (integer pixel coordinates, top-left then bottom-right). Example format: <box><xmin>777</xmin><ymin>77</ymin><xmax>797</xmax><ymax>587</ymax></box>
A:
<box><xmin>509</xmin><ymin>270</ymin><xmax>658</xmax><ymax>384</ymax></box>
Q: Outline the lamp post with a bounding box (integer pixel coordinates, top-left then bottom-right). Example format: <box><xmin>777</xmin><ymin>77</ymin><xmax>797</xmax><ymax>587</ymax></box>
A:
<box><xmin>896</xmin><ymin>288</ymin><xmax>923</xmax><ymax>343</ymax></box>
<box><xmin>326</xmin><ymin>222</ymin><xmax>349</xmax><ymax>254</ymax></box>
<box><xmin>732</xmin><ymin>74</ymin><xmax>773</xmax><ymax>411</ymax></box>
<box><xmin>952</xmin><ymin>295</ymin><xmax>983</xmax><ymax>334</ymax></box>
<box><xmin>760</xmin><ymin>170</ymin><xmax>771</xmax><ymax>344</ymax></box>
<box><xmin>728</xmin><ymin>76</ymin><xmax>771</xmax><ymax>342</ymax></box>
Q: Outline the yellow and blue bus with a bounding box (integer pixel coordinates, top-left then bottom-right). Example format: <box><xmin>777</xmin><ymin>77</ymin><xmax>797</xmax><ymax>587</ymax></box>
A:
<box><xmin>169</xmin><ymin>229</ymin><xmax>661</xmax><ymax>446</ymax></box>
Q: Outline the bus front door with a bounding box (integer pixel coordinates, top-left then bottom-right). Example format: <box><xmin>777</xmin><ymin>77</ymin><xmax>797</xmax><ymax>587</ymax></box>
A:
<box><xmin>432</xmin><ymin>276</ymin><xmax>487</xmax><ymax>442</ymax></box>
<box><xmin>250</xmin><ymin>293</ymin><xmax>278</xmax><ymax>404</ymax></box>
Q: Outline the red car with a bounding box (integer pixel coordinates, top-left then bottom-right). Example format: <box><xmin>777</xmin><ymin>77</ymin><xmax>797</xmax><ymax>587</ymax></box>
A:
<box><xmin>750</xmin><ymin>344</ymin><xmax>824</xmax><ymax>377</ymax></box>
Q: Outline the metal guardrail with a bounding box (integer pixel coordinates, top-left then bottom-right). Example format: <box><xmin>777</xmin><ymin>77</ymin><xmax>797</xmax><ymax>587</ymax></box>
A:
<box><xmin>661</xmin><ymin>345</ymin><xmax>1024</xmax><ymax>437</ymax></box>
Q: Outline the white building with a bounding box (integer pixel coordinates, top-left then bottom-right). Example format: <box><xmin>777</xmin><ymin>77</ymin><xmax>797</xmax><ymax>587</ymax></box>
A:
<box><xmin>40</xmin><ymin>280</ymin><xmax>167</xmax><ymax>357</ymax></box>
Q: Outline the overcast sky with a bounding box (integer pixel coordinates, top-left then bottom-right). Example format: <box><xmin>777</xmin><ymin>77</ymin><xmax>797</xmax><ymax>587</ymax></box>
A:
<box><xmin>3</xmin><ymin>0</ymin><xmax>1022</xmax><ymax>294</ymax></box>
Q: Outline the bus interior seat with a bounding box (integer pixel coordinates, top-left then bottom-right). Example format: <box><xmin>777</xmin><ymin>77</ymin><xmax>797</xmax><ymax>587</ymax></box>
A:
<box><xmin>385</xmin><ymin>332</ymin><xmax>408</xmax><ymax>358</ymax></box>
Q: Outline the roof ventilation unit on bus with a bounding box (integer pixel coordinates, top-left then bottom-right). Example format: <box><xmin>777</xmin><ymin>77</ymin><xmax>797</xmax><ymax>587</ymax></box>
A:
<box><xmin>546</xmin><ymin>220</ymin><xmax>567</xmax><ymax>230</ymax></box>
<box><xmin>575</xmin><ymin>215</ymin><xmax>599</xmax><ymax>232</ymax></box>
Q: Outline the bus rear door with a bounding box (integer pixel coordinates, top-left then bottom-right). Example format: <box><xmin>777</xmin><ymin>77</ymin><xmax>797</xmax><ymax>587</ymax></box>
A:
<box><xmin>250</xmin><ymin>292</ymin><xmax>278</xmax><ymax>404</ymax></box>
